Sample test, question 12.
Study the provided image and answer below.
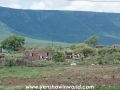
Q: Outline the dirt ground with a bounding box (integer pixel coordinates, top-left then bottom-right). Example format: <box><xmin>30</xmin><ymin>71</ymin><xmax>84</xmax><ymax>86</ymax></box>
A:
<box><xmin>1</xmin><ymin>65</ymin><xmax>120</xmax><ymax>89</ymax></box>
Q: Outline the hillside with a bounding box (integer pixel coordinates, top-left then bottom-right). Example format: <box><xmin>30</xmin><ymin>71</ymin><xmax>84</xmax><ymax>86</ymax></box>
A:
<box><xmin>0</xmin><ymin>21</ymin><xmax>69</xmax><ymax>46</ymax></box>
<box><xmin>0</xmin><ymin>6</ymin><xmax>120</xmax><ymax>45</ymax></box>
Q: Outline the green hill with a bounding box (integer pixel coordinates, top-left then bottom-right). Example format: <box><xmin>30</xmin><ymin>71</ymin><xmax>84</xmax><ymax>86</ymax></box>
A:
<box><xmin>0</xmin><ymin>21</ymin><xmax>14</xmax><ymax>41</ymax></box>
<box><xmin>0</xmin><ymin>6</ymin><xmax>120</xmax><ymax>45</ymax></box>
<box><xmin>0</xmin><ymin>21</ymin><xmax>69</xmax><ymax>46</ymax></box>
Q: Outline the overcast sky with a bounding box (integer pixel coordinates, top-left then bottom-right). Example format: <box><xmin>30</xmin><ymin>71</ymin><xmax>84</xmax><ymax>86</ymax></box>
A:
<box><xmin>0</xmin><ymin>0</ymin><xmax>120</xmax><ymax>13</ymax></box>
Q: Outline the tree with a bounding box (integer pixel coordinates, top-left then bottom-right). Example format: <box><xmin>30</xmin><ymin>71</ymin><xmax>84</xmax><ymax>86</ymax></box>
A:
<box><xmin>81</xmin><ymin>47</ymin><xmax>96</xmax><ymax>57</ymax></box>
<box><xmin>69</xmin><ymin>44</ymin><xmax>76</xmax><ymax>50</ymax></box>
<box><xmin>1</xmin><ymin>34</ymin><xmax>25</xmax><ymax>50</ymax></box>
<box><xmin>84</xmin><ymin>35</ymin><xmax>98</xmax><ymax>46</ymax></box>
<box><xmin>76</xmin><ymin>43</ymin><xmax>87</xmax><ymax>48</ymax></box>
<box><xmin>52</xmin><ymin>51</ymin><xmax>65</xmax><ymax>62</ymax></box>
<box><xmin>74</xmin><ymin>45</ymin><xmax>96</xmax><ymax>57</ymax></box>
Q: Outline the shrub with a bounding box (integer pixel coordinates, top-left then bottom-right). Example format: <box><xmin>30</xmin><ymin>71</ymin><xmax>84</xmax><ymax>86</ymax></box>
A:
<box><xmin>98</xmin><ymin>60</ymin><xmax>104</xmax><ymax>65</ymax></box>
<box><xmin>4</xmin><ymin>56</ymin><xmax>15</xmax><ymax>67</ymax></box>
<box><xmin>112</xmin><ymin>52</ymin><xmax>120</xmax><ymax>61</ymax></box>
<box><xmin>52</xmin><ymin>51</ymin><xmax>65</xmax><ymax>62</ymax></box>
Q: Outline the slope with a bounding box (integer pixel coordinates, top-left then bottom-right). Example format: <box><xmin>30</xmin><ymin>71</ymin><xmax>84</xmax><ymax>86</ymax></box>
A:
<box><xmin>0</xmin><ymin>7</ymin><xmax>120</xmax><ymax>45</ymax></box>
<box><xmin>0</xmin><ymin>21</ymin><xmax>69</xmax><ymax>46</ymax></box>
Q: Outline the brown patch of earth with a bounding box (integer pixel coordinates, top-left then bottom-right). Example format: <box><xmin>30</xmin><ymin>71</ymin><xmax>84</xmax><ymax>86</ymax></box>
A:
<box><xmin>1</xmin><ymin>65</ymin><xmax>120</xmax><ymax>89</ymax></box>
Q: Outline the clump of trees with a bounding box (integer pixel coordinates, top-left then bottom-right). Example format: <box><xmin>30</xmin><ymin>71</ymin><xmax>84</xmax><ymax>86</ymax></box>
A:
<box><xmin>69</xmin><ymin>44</ymin><xmax>76</xmax><ymax>50</ymax></box>
<box><xmin>1</xmin><ymin>34</ymin><xmax>25</xmax><ymax>51</ymax></box>
<box><xmin>84</xmin><ymin>35</ymin><xmax>98</xmax><ymax>46</ymax></box>
<box><xmin>52</xmin><ymin>51</ymin><xmax>65</xmax><ymax>62</ymax></box>
<box><xmin>73</xmin><ymin>43</ymin><xmax>96</xmax><ymax>57</ymax></box>
<box><xmin>98</xmin><ymin>47</ymin><xmax>120</xmax><ymax>61</ymax></box>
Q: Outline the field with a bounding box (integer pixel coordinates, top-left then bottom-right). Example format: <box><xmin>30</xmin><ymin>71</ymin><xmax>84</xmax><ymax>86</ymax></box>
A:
<box><xmin>0</xmin><ymin>61</ymin><xmax>120</xmax><ymax>90</ymax></box>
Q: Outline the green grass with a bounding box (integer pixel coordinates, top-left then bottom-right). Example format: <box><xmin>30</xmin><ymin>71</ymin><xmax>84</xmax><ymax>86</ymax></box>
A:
<box><xmin>0</xmin><ymin>64</ymin><xmax>120</xmax><ymax>90</ymax></box>
<box><xmin>94</xmin><ymin>84</ymin><xmax>119</xmax><ymax>90</ymax></box>
<box><xmin>0</xmin><ymin>86</ymin><xmax>26</xmax><ymax>90</ymax></box>
<box><xmin>0</xmin><ymin>62</ymin><xmax>68</xmax><ymax>79</ymax></box>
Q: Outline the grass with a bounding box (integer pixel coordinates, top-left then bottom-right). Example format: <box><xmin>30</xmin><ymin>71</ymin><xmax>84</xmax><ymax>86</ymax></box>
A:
<box><xmin>0</xmin><ymin>63</ymin><xmax>68</xmax><ymax>79</ymax></box>
<box><xmin>94</xmin><ymin>84</ymin><xmax>119</xmax><ymax>90</ymax></box>
<box><xmin>0</xmin><ymin>52</ymin><xmax>120</xmax><ymax>90</ymax></box>
<box><xmin>0</xmin><ymin>65</ymin><xmax>119</xmax><ymax>90</ymax></box>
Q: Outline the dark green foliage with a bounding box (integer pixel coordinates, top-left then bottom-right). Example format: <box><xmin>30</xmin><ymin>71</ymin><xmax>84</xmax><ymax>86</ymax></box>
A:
<box><xmin>52</xmin><ymin>51</ymin><xmax>65</xmax><ymax>62</ymax></box>
<box><xmin>98</xmin><ymin>47</ymin><xmax>119</xmax><ymax>56</ymax></box>
<box><xmin>82</xmin><ymin>47</ymin><xmax>96</xmax><ymax>57</ymax></box>
<box><xmin>98</xmin><ymin>47</ymin><xmax>108</xmax><ymax>56</ymax></box>
<box><xmin>1</xmin><ymin>34</ymin><xmax>25</xmax><ymax>50</ymax></box>
<box><xmin>84</xmin><ymin>35</ymin><xmax>98</xmax><ymax>46</ymax></box>
<box><xmin>98</xmin><ymin>60</ymin><xmax>104</xmax><ymax>65</ymax></box>
<box><xmin>74</xmin><ymin>45</ymin><xmax>96</xmax><ymax>57</ymax></box>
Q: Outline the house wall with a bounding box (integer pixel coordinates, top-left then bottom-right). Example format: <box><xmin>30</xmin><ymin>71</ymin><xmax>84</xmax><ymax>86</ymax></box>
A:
<box><xmin>23</xmin><ymin>50</ymin><xmax>53</xmax><ymax>60</ymax></box>
<box><xmin>113</xmin><ymin>44</ymin><xmax>120</xmax><ymax>48</ymax></box>
<box><xmin>66</xmin><ymin>52</ymin><xmax>73</xmax><ymax>59</ymax></box>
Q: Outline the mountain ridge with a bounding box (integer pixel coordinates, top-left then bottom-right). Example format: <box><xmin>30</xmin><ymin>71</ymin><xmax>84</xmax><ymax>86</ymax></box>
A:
<box><xmin>0</xmin><ymin>6</ymin><xmax>120</xmax><ymax>45</ymax></box>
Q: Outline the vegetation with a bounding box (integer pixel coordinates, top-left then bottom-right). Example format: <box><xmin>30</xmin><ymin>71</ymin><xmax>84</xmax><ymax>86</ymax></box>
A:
<box><xmin>74</xmin><ymin>45</ymin><xmax>96</xmax><ymax>57</ymax></box>
<box><xmin>1</xmin><ymin>34</ymin><xmax>25</xmax><ymax>50</ymax></box>
<box><xmin>0</xmin><ymin>42</ymin><xmax>120</xmax><ymax>90</ymax></box>
<box><xmin>52</xmin><ymin>51</ymin><xmax>65</xmax><ymax>62</ymax></box>
<box><xmin>0</xmin><ymin>6</ymin><xmax>120</xmax><ymax>89</ymax></box>
<box><xmin>84</xmin><ymin>35</ymin><xmax>98</xmax><ymax>46</ymax></box>
<box><xmin>69</xmin><ymin>44</ymin><xmax>76</xmax><ymax>50</ymax></box>
<box><xmin>0</xmin><ymin>64</ymin><xmax>119</xmax><ymax>90</ymax></box>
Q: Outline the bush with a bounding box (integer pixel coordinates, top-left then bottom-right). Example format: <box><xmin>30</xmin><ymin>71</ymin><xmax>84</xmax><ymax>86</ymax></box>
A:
<box><xmin>113</xmin><ymin>60</ymin><xmax>120</xmax><ymax>64</ymax></box>
<box><xmin>52</xmin><ymin>51</ymin><xmax>65</xmax><ymax>62</ymax></box>
<box><xmin>98</xmin><ymin>48</ymin><xmax>119</xmax><ymax>56</ymax></box>
<box><xmin>82</xmin><ymin>47</ymin><xmax>96</xmax><ymax>57</ymax></box>
<box><xmin>4</xmin><ymin>56</ymin><xmax>15</xmax><ymax>67</ymax></box>
<box><xmin>112</xmin><ymin>52</ymin><xmax>120</xmax><ymax>61</ymax></box>
<box><xmin>98</xmin><ymin>47</ymin><xmax>108</xmax><ymax>56</ymax></box>
<box><xmin>98</xmin><ymin>60</ymin><xmax>104</xmax><ymax>65</ymax></box>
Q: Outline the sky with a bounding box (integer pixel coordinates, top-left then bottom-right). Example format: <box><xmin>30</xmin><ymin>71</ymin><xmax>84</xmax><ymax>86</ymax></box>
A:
<box><xmin>0</xmin><ymin>0</ymin><xmax>120</xmax><ymax>13</ymax></box>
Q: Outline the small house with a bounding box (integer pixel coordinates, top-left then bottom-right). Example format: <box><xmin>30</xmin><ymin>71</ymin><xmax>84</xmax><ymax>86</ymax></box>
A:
<box><xmin>65</xmin><ymin>52</ymin><xmax>80</xmax><ymax>60</ymax></box>
<box><xmin>112</xmin><ymin>44</ymin><xmax>120</xmax><ymax>48</ymax></box>
<box><xmin>23</xmin><ymin>50</ymin><xmax>54</xmax><ymax>60</ymax></box>
<box><xmin>0</xmin><ymin>55</ymin><xmax>4</xmax><ymax>59</ymax></box>
<box><xmin>65</xmin><ymin>52</ymin><xmax>73</xmax><ymax>59</ymax></box>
